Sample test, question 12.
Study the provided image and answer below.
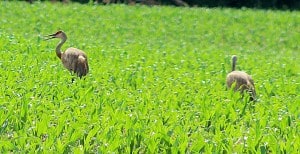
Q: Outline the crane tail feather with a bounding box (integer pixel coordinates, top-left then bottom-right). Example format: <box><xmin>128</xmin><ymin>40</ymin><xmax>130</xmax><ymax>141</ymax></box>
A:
<box><xmin>76</xmin><ymin>55</ymin><xmax>89</xmax><ymax>78</ymax></box>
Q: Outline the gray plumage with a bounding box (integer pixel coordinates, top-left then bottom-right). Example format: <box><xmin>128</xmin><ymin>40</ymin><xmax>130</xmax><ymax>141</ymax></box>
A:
<box><xmin>226</xmin><ymin>55</ymin><xmax>256</xmax><ymax>100</ymax></box>
<box><xmin>45</xmin><ymin>30</ymin><xmax>89</xmax><ymax>78</ymax></box>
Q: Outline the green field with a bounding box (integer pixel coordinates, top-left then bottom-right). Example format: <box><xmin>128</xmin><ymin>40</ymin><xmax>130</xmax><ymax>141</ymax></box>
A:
<box><xmin>0</xmin><ymin>1</ymin><xmax>299</xmax><ymax>153</ymax></box>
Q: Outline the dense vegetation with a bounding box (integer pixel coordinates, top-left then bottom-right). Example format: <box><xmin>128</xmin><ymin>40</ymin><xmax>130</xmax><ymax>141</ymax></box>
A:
<box><xmin>25</xmin><ymin>0</ymin><xmax>300</xmax><ymax>10</ymax></box>
<box><xmin>0</xmin><ymin>1</ymin><xmax>299</xmax><ymax>153</ymax></box>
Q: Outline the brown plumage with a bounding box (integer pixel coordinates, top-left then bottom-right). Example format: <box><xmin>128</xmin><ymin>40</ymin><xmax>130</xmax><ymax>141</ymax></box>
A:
<box><xmin>226</xmin><ymin>55</ymin><xmax>256</xmax><ymax>100</ymax></box>
<box><xmin>45</xmin><ymin>30</ymin><xmax>89</xmax><ymax>79</ymax></box>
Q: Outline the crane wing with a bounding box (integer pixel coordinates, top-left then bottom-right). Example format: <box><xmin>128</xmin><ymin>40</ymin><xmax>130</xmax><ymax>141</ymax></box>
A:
<box><xmin>76</xmin><ymin>55</ymin><xmax>89</xmax><ymax>78</ymax></box>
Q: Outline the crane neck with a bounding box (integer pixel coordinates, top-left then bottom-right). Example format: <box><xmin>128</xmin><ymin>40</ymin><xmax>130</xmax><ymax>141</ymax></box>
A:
<box><xmin>232</xmin><ymin>58</ymin><xmax>236</xmax><ymax>71</ymax></box>
<box><xmin>56</xmin><ymin>37</ymin><xmax>67</xmax><ymax>59</ymax></box>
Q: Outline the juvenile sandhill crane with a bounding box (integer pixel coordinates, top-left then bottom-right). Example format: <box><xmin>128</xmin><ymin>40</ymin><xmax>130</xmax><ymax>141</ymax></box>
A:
<box><xmin>226</xmin><ymin>55</ymin><xmax>256</xmax><ymax>101</ymax></box>
<box><xmin>45</xmin><ymin>30</ymin><xmax>89</xmax><ymax>80</ymax></box>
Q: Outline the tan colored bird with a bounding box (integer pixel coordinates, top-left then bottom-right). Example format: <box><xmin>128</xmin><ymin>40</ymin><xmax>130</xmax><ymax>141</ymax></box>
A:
<box><xmin>45</xmin><ymin>30</ymin><xmax>89</xmax><ymax>79</ymax></box>
<box><xmin>226</xmin><ymin>55</ymin><xmax>256</xmax><ymax>100</ymax></box>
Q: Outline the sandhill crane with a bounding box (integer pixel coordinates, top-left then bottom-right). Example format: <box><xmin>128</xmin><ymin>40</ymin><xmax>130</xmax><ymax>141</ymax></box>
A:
<box><xmin>226</xmin><ymin>55</ymin><xmax>256</xmax><ymax>101</ymax></box>
<box><xmin>45</xmin><ymin>30</ymin><xmax>89</xmax><ymax>80</ymax></box>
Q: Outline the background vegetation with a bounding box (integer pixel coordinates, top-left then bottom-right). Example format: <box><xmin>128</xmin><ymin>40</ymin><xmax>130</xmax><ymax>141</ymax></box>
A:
<box><xmin>23</xmin><ymin>0</ymin><xmax>300</xmax><ymax>9</ymax></box>
<box><xmin>0</xmin><ymin>1</ymin><xmax>299</xmax><ymax>153</ymax></box>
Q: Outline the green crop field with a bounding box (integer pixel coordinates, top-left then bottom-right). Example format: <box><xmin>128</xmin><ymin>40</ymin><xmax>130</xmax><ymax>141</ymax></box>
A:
<box><xmin>0</xmin><ymin>1</ymin><xmax>299</xmax><ymax>153</ymax></box>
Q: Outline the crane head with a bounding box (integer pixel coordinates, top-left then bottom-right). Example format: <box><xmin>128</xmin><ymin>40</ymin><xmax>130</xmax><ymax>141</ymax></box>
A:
<box><xmin>232</xmin><ymin>55</ymin><xmax>237</xmax><ymax>62</ymax></box>
<box><xmin>44</xmin><ymin>30</ymin><xmax>66</xmax><ymax>40</ymax></box>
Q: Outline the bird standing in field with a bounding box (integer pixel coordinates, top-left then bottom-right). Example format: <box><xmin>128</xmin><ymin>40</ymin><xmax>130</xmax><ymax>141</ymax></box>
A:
<box><xmin>226</xmin><ymin>55</ymin><xmax>256</xmax><ymax>101</ymax></box>
<box><xmin>45</xmin><ymin>30</ymin><xmax>89</xmax><ymax>81</ymax></box>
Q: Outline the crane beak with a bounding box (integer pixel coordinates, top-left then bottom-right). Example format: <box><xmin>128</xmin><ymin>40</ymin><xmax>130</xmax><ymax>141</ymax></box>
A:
<box><xmin>44</xmin><ymin>33</ymin><xmax>56</xmax><ymax>40</ymax></box>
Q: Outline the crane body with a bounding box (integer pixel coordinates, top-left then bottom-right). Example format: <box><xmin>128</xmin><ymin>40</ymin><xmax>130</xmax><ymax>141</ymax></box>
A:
<box><xmin>226</xmin><ymin>55</ymin><xmax>256</xmax><ymax>101</ymax></box>
<box><xmin>45</xmin><ymin>30</ymin><xmax>89</xmax><ymax>79</ymax></box>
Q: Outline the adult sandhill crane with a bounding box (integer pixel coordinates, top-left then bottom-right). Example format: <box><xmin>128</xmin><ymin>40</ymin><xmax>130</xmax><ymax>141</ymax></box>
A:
<box><xmin>45</xmin><ymin>30</ymin><xmax>89</xmax><ymax>80</ymax></box>
<box><xmin>226</xmin><ymin>55</ymin><xmax>256</xmax><ymax>101</ymax></box>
